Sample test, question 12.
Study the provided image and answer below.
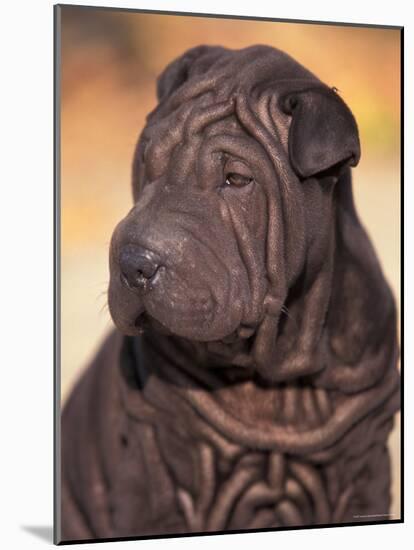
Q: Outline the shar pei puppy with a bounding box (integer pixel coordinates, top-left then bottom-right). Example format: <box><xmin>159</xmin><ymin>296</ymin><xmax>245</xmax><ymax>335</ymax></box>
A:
<box><xmin>61</xmin><ymin>45</ymin><xmax>400</xmax><ymax>542</ymax></box>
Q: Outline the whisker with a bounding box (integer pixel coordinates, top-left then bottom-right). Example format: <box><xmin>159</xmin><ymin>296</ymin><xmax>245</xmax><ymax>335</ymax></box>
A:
<box><xmin>99</xmin><ymin>301</ymin><xmax>110</xmax><ymax>316</ymax></box>
<box><xmin>96</xmin><ymin>289</ymin><xmax>108</xmax><ymax>297</ymax></box>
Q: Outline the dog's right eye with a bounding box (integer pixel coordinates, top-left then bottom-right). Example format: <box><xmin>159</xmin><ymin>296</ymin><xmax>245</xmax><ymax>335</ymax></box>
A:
<box><xmin>225</xmin><ymin>173</ymin><xmax>253</xmax><ymax>188</ymax></box>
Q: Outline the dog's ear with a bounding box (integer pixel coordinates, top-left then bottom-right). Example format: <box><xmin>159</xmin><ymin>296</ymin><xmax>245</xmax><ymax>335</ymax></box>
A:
<box><xmin>157</xmin><ymin>45</ymin><xmax>227</xmax><ymax>102</ymax></box>
<box><xmin>281</xmin><ymin>87</ymin><xmax>361</xmax><ymax>178</ymax></box>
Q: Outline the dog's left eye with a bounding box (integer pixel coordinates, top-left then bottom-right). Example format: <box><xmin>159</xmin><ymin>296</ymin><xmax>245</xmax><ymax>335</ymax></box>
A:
<box><xmin>225</xmin><ymin>173</ymin><xmax>253</xmax><ymax>187</ymax></box>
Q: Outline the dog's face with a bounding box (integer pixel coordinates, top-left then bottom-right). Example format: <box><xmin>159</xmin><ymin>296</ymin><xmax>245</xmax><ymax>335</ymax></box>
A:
<box><xmin>109</xmin><ymin>114</ymin><xmax>269</xmax><ymax>342</ymax></box>
<box><xmin>108</xmin><ymin>45</ymin><xmax>360</xmax><ymax>346</ymax></box>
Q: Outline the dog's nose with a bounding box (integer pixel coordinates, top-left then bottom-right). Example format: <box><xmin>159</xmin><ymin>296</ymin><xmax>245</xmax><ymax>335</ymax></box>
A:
<box><xmin>119</xmin><ymin>245</ymin><xmax>160</xmax><ymax>290</ymax></box>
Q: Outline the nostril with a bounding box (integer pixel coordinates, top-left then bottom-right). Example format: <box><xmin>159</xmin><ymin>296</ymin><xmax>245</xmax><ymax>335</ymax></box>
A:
<box><xmin>119</xmin><ymin>245</ymin><xmax>161</xmax><ymax>290</ymax></box>
<box><xmin>135</xmin><ymin>258</ymin><xmax>159</xmax><ymax>280</ymax></box>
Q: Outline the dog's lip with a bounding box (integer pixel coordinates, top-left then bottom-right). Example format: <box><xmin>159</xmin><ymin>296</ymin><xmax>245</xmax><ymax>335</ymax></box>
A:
<box><xmin>134</xmin><ymin>310</ymin><xmax>146</xmax><ymax>330</ymax></box>
<box><xmin>134</xmin><ymin>310</ymin><xmax>172</xmax><ymax>335</ymax></box>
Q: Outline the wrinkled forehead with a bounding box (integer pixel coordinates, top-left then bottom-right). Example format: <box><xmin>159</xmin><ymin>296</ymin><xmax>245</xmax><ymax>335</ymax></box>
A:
<box><xmin>132</xmin><ymin>47</ymin><xmax>324</xmax><ymax>196</ymax></box>
<box><xmin>141</xmin><ymin>48</ymin><xmax>321</xmax><ymax>146</ymax></box>
<box><xmin>136</xmin><ymin>92</ymin><xmax>292</xmax><ymax>189</ymax></box>
<box><xmin>142</xmin><ymin>99</ymin><xmax>244</xmax><ymax>153</ymax></box>
<box><xmin>132</xmin><ymin>101</ymin><xmax>247</xmax><ymax>197</ymax></box>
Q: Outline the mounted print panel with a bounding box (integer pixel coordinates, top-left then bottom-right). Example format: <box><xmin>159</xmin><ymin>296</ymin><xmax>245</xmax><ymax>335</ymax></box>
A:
<box><xmin>54</xmin><ymin>4</ymin><xmax>402</xmax><ymax>544</ymax></box>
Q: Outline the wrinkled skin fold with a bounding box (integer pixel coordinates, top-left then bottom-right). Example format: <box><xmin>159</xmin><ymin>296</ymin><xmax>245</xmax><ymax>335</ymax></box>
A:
<box><xmin>61</xmin><ymin>45</ymin><xmax>400</xmax><ymax>542</ymax></box>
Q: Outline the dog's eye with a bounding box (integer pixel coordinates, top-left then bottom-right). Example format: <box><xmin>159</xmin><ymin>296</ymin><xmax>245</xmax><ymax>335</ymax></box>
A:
<box><xmin>225</xmin><ymin>173</ymin><xmax>253</xmax><ymax>187</ymax></box>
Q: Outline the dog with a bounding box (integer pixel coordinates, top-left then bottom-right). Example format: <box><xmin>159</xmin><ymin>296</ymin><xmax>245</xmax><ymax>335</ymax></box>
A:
<box><xmin>60</xmin><ymin>45</ymin><xmax>400</xmax><ymax>541</ymax></box>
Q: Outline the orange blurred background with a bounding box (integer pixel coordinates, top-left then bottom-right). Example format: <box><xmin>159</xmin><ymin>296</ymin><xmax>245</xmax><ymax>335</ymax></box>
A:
<box><xmin>59</xmin><ymin>6</ymin><xmax>401</xmax><ymax>518</ymax></box>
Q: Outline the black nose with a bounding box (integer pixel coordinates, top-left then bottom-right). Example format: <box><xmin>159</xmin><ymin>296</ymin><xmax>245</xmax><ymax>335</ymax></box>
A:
<box><xmin>119</xmin><ymin>245</ymin><xmax>160</xmax><ymax>290</ymax></box>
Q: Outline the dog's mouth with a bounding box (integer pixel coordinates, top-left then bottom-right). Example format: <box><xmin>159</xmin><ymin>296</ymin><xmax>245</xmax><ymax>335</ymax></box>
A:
<box><xmin>134</xmin><ymin>310</ymin><xmax>173</xmax><ymax>336</ymax></box>
<box><xmin>133</xmin><ymin>308</ymin><xmax>258</xmax><ymax>368</ymax></box>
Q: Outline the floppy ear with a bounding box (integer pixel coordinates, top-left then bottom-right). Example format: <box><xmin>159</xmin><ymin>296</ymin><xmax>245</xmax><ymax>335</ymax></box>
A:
<box><xmin>280</xmin><ymin>87</ymin><xmax>361</xmax><ymax>178</ymax></box>
<box><xmin>156</xmin><ymin>45</ymin><xmax>227</xmax><ymax>102</ymax></box>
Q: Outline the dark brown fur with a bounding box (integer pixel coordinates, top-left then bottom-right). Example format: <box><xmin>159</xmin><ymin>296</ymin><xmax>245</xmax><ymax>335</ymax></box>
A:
<box><xmin>60</xmin><ymin>45</ymin><xmax>400</xmax><ymax>542</ymax></box>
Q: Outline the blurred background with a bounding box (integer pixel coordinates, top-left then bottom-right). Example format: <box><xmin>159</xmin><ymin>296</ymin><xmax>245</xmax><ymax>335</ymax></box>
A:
<box><xmin>59</xmin><ymin>6</ymin><xmax>401</xmax><ymax>518</ymax></box>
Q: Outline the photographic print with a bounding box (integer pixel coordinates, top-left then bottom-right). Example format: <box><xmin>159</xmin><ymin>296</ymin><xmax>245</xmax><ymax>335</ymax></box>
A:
<box><xmin>54</xmin><ymin>4</ymin><xmax>402</xmax><ymax>544</ymax></box>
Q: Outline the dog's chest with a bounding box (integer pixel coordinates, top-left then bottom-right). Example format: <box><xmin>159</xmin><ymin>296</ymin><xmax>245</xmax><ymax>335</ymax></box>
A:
<box><xmin>115</xmin><ymin>416</ymin><xmax>387</xmax><ymax>535</ymax></box>
<box><xmin>113</xmin><ymin>376</ymin><xmax>390</xmax><ymax>535</ymax></box>
<box><xmin>150</xmin><ymin>383</ymin><xmax>329</xmax><ymax>530</ymax></box>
